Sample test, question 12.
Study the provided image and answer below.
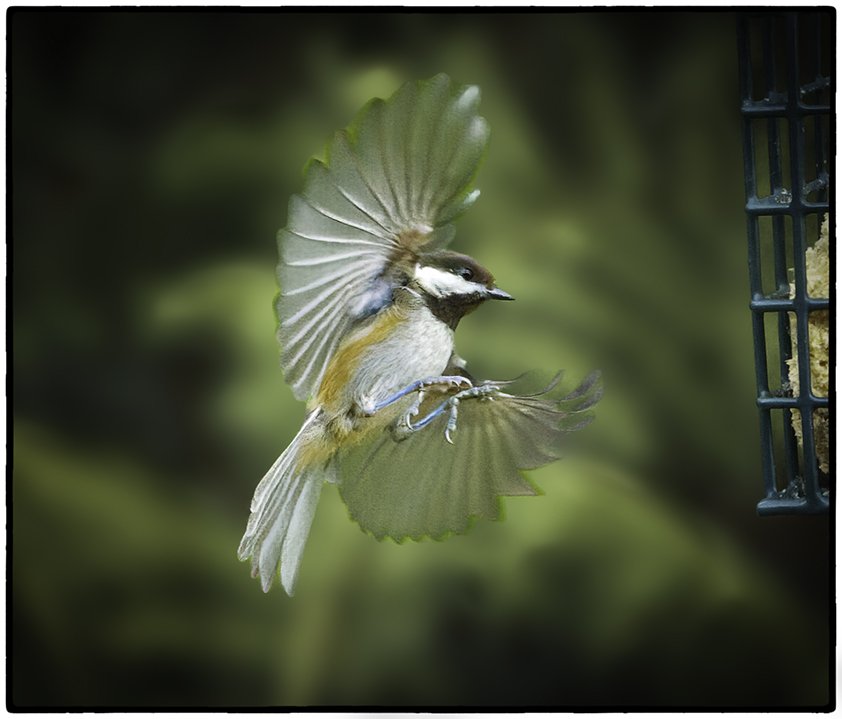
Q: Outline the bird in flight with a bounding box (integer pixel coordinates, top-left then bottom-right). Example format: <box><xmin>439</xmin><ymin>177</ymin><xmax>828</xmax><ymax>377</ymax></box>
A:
<box><xmin>238</xmin><ymin>74</ymin><xmax>601</xmax><ymax>595</ymax></box>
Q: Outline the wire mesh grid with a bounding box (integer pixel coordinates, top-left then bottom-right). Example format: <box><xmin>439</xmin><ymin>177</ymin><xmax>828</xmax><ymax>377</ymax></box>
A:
<box><xmin>738</xmin><ymin>11</ymin><xmax>832</xmax><ymax>515</ymax></box>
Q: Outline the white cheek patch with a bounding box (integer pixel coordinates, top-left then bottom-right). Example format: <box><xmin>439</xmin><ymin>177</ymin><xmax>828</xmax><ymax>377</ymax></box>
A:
<box><xmin>414</xmin><ymin>264</ymin><xmax>484</xmax><ymax>298</ymax></box>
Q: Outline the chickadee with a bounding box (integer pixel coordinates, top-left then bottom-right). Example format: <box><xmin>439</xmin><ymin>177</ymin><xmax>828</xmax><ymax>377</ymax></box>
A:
<box><xmin>238</xmin><ymin>74</ymin><xmax>601</xmax><ymax>595</ymax></box>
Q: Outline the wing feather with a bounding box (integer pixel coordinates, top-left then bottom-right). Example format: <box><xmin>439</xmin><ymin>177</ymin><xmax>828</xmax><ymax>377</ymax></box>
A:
<box><xmin>354</xmin><ymin>100</ymin><xmax>405</xmax><ymax>226</ymax></box>
<box><xmin>406</xmin><ymin>74</ymin><xmax>450</xmax><ymax>218</ymax></box>
<box><xmin>281</xmin><ymin>272</ymin><xmax>362</xmax><ymax>342</ymax></box>
<box><xmin>282</xmin><ymin>299</ymin><xmax>352</xmax><ymax>377</ymax></box>
<box><xmin>301</xmin><ymin>161</ymin><xmax>397</xmax><ymax>240</ymax></box>
<box><xmin>326</xmin><ymin>131</ymin><xmax>403</xmax><ymax>234</ymax></box>
<box><xmin>379</xmin><ymin>81</ymin><xmax>415</xmax><ymax>223</ymax></box>
<box><xmin>286</xmin><ymin>194</ymin><xmax>391</xmax><ymax>245</ymax></box>
<box><xmin>337</xmin><ymin>372</ymin><xmax>601</xmax><ymax>541</ymax></box>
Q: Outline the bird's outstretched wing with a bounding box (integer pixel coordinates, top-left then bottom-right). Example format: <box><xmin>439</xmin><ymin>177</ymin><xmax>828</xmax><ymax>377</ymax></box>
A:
<box><xmin>336</xmin><ymin>371</ymin><xmax>603</xmax><ymax>541</ymax></box>
<box><xmin>278</xmin><ymin>74</ymin><xmax>491</xmax><ymax>401</ymax></box>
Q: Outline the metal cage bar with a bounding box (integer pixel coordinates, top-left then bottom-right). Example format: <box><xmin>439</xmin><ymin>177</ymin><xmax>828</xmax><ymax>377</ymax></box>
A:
<box><xmin>738</xmin><ymin>11</ymin><xmax>832</xmax><ymax>515</ymax></box>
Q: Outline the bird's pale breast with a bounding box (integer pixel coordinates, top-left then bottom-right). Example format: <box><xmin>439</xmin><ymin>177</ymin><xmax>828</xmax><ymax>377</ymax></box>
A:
<box><xmin>315</xmin><ymin>301</ymin><xmax>454</xmax><ymax>418</ymax></box>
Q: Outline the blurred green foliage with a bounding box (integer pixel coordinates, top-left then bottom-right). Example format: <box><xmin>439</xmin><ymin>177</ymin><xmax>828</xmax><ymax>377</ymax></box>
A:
<box><xmin>11</xmin><ymin>10</ymin><xmax>830</xmax><ymax>708</ymax></box>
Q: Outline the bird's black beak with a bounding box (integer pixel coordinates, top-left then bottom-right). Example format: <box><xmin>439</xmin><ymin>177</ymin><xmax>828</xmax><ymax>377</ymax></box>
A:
<box><xmin>486</xmin><ymin>287</ymin><xmax>514</xmax><ymax>301</ymax></box>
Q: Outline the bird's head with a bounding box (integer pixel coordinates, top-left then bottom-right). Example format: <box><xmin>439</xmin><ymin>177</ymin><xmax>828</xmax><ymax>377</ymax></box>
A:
<box><xmin>411</xmin><ymin>251</ymin><xmax>513</xmax><ymax>326</ymax></box>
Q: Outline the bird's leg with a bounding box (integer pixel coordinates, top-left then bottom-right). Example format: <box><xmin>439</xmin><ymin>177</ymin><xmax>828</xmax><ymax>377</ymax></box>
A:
<box><xmin>392</xmin><ymin>382</ymin><xmax>505</xmax><ymax>444</ymax></box>
<box><xmin>389</xmin><ymin>389</ymin><xmax>425</xmax><ymax>441</ymax></box>
<box><xmin>444</xmin><ymin>397</ymin><xmax>461</xmax><ymax>444</ymax></box>
<box><xmin>391</xmin><ymin>396</ymin><xmax>451</xmax><ymax>440</ymax></box>
<box><xmin>442</xmin><ymin>383</ymin><xmax>504</xmax><ymax>443</ymax></box>
<box><xmin>357</xmin><ymin>375</ymin><xmax>472</xmax><ymax>417</ymax></box>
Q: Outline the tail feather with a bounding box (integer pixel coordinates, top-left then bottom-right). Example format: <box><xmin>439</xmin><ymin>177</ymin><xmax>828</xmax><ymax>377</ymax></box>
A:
<box><xmin>238</xmin><ymin>413</ymin><xmax>327</xmax><ymax>595</ymax></box>
<box><xmin>280</xmin><ymin>476</ymin><xmax>323</xmax><ymax>594</ymax></box>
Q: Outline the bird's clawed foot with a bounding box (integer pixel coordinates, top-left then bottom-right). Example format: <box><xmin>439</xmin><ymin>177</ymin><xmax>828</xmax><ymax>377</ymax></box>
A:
<box><xmin>393</xmin><ymin>381</ymin><xmax>504</xmax><ymax>444</ymax></box>
<box><xmin>358</xmin><ymin>375</ymin><xmax>472</xmax><ymax>417</ymax></box>
<box><xmin>443</xmin><ymin>383</ymin><xmax>502</xmax><ymax>443</ymax></box>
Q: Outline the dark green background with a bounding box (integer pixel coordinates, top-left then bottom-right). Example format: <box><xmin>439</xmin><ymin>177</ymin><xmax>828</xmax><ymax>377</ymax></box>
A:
<box><xmin>10</xmin><ymin>9</ymin><xmax>831</xmax><ymax>709</ymax></box>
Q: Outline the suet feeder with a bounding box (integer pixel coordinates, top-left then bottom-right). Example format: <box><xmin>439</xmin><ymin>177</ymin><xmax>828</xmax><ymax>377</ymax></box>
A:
<box><xmin>738</xmin><ymin>11</ymin><xmax>832</xmax><ymax>515</ymax></box>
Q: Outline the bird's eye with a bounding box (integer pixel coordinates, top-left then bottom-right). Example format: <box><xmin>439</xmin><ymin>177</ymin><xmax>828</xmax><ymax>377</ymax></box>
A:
<box><xmin>454</xmin><ymin>267</ymin><xmax>474</xmax><ymax>281</ymax></box>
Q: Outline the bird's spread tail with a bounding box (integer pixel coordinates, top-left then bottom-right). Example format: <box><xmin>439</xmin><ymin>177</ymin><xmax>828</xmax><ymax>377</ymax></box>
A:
<box><xmin>237</xmin><ymin>412</ymin><xmax>329</xmax><ymax>595</ymax></box>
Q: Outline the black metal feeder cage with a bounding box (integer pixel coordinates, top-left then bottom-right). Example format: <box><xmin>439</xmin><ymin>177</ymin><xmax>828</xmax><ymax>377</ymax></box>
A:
<box><xmin>738</xmin><ymin>11</ymin><xmax>832</xmax><ymax>515</ymax></box>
